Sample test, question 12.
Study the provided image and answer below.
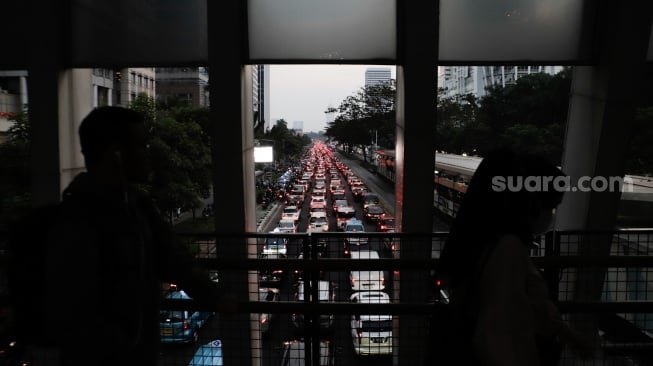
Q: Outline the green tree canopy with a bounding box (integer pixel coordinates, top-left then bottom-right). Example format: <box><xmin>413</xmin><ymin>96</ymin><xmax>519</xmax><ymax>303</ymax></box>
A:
<box><xmin>0</xmin><ymin>109</ymin><xmax>32</xmax><ymax>229</ymax></box>
<box><xmin>325</xmin><ymin>80</ymin><xmax>396</xmax><ymax>159</ymax></box>
<box><xmin>130</xmin><ymin>95</ymin><xmax>212</xmax><ymax>218</ymax></box>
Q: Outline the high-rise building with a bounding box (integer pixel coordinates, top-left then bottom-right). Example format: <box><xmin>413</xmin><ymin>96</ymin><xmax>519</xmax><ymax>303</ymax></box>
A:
<box><xmin>365</xmin><ymin>67</ymin><xmax>392</xmax><ymax>87</ymax></box>
<box><xmin>111</xmin><ymin>68</ymin><xmax>156</xmax><ymax>107</ymax></box>
<box><xmin>156</xmin><ymin>67</ymin><xmax>209</xmax><ymax>107</ymax></box>
<box><xmin>253</xmin><ymin>65</ymin><xmax>271</xmax><ymax>131</ymax></box>
<box><xmin>438</xmin><ymin>66</ymin><xmax>564</xmax><ymax>99</ymax></box>
<box><xmin>292</xmin><ymin>120</ymin><xmax>304</xmax><ymax>135</ymax></box>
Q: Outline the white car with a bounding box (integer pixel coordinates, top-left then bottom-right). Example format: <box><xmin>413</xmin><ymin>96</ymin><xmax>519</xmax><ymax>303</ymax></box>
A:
<box><xmin>309</xmin><ymin>213</ymin><xmax>329</xmax><ymax>232</ymax></box>
<box><xmin>350</xmin><ymin>291</ymin><xmax>392</xmax><ymax>355</ymax></box>
<box><xmin>276</xmin><ymin>218</ymin><xmax>297</xmax><ymax>234</ymax></box>
<box><xmin>282</xmin><ymin>206</ymin><xmax>301</xmax><ymax>223</ymax></box>
<box><xmin>262</xmin><ymin>236</ymin><xmax>288</xmax><ymax>256</ymax></box>
<box><xmin>310</xmin><ymin>196</ymin><xmax>326</xmax><ymax>210</ymax></box>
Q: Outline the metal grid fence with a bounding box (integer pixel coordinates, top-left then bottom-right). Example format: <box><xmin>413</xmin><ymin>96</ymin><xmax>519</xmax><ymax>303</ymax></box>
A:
<box><xmin>1</xmin><ymin>230</ymin><xmax>652</xmax><ymax>365</ymax></box>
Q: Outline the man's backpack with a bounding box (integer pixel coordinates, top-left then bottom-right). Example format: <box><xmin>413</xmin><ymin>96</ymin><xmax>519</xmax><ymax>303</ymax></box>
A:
<box><xmin>6</xmin><ymin>203</ymin><xmax>62</xmax><ymax>346</ymax></box>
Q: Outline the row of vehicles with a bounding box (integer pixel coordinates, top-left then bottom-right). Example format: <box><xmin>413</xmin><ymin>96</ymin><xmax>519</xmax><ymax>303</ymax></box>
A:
<box><xmin>162</xmin><ymin>141</ymin><xmax>393</xmax><ymax>365</ymax></box>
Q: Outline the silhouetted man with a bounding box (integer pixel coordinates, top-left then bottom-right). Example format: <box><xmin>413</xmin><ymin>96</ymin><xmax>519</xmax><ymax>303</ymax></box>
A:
<box><xmin>38</xmin><ymin>106</ymin><xmax>231</xmax><ymax>366</ymax></box>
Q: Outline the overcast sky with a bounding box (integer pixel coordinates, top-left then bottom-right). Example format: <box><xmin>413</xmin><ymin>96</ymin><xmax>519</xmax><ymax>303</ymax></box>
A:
<box><xmin>270</xmin><ymin>65</ymin><xmax>396</xmax><ymax>133</ymax></box>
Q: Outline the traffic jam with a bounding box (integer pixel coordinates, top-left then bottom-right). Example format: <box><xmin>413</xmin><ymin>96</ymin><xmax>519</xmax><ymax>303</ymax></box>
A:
<box><xmin>257</xmin><ymin>140</ymin><xmax>397</xmax><ymax>365</ymax></box>
<box><xmin>158</xmin><ymin>140</ymin><xmax>398</xmax><ymax>366</ymax></box>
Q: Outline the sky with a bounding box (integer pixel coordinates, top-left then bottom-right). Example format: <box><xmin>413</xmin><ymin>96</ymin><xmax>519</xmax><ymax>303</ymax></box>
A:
<box><xmin>269</xmin><ymin>65</ymin><xmax>396</xmax><ymax>133</ymax></box>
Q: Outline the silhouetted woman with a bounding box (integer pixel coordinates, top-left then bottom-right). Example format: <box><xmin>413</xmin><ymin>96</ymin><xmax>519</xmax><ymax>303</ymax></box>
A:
<box><xmin>436</xmin><ymin>147</ymin><xmax>593</xmax><ymax>366</ymax></box>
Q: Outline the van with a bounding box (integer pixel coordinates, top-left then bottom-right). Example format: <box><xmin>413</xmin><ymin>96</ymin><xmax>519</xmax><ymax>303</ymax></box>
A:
<box><xmin>159</xmin><ymin>290</ymin><xmax>213</xmax><ymax>344</ymax></box>
<box><xmin>349</xmin><ymin>250</ymin><xmax>384</xmax><ymax>291</ymax></box>
<box><xmin>350</xmin><ymin>291</ymin><xmax>392</xmax><ymax>355</ymax></box>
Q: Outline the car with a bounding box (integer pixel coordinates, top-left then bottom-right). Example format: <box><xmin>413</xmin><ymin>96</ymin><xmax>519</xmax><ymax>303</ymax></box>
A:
<box><xmin>335</xmin><ymin>206</ymin><xmax>356</xmax><ymax>230</ymax></box>
<box><xmin>362</xmin><ymin>192</ymin><xmax>380</xmax><ymax>209</ymax></box>
<box><xmin>363</xmin><ymin>204</ymin><xmax>385</xmax><ymax>223</ymax></box>
<box><xmin>259</xmin><ymin>253</ymin><xmax>285</xmax><ymax>283</ymax></box>
<box><xmin>376</xmin><ymin>215</ymin><xmax>396</xmax><ymax>232</ymax></box>
<box><xmin>332</xmin><ymin>199</ymin><xmax>349</xmax><ymax>213</ymax></box>
<box><xmin>188</xmin><ymin>339</ymin><xmax>223</xmax><ymax>366</ymax></box>
<box><xmin>308</xmin><ymin>206</ymin><xmax>327</xmax><ymax>218</ymax></box>
<box><xmin>282</xmin><ymin>206</ymin><xmax>301</xmax><ymax>223</ymax></box>
<box><xmin>342</xmin><ymin>219</ymin><xmax>369</xmax><ymax>256</ymax></box>
<box><xmin>286</xmin><ymin>189</ymin><xmax>304</xmax><ymax>206</ymax></box>
<box><xmin>331</xmin><ymin>191</ymin><xmax>346</xmax><ymax>202</ymax></box>
<box><xmin>279</xmin><ymin>340</ymin><xmax>334</xmax><ymax>366</ymax></box>
<box><xmin>160</xmin><ymin>290</ymin><xmax>213</xmax><ymax>343</ymax></box>
<box><xmin>314</xmin><ymin>179</ymin><xmax>326</xmax><ymax>190</ymax></box>
<box><xmin>311</xmin><ymin>188</ymin><xmax>327</xmax><ymax>199</ymax></box>
<box><xmin>293</xmin><ymin>251</ymin><xmax>325</xmax><ymax>282</ymax></box>
<box><xmin>262</xmin><ymin>236</ymin><xmax>288</xmax><ymax>256</ymax></box>
<box><xmin>308</xmin><ymin>213</ymin><xmax>329</xmax><ymax>232</ymax></box>
<box><xmin>258</xmin><ymin>288</ymin><xmax>280</xmax><ymax>333</ymax></box>
<box><xmin>291</xmin><ymin>280</ymin><xmax>335</xmax><ymax>331</ymax></box>
<box><xmin>276</xmin><ymin>218</ymin><xmax>297</xmax><ymax>234</ymax></box>
<box><xmin>309</xmin><ymin>196</ymin><xmax>326</xmax><ymax>210</ymax></box>
<box><xmin>349</xmin><ymin>251</ymin><xmax>384</xmax><ymax>291</ymax></box>
<box><xmin>329</xmin><ymin>180</ymin><xmax>342</xmax><ymax>192</ymax></box>
<box><xmin>352</xmin><ymin>185</ymin><xmax>368</xmax><ymax>202</ymax></box>
<box><xmin>350</xmin><ymin>291</ymin><xmax>392</xmax><ymax>355</ymax></box>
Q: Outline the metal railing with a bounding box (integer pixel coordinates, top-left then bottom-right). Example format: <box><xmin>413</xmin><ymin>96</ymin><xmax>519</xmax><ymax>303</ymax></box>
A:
<box><xmin>1</xmin><ymin>230</ymin><xmax>652</xmax><ymax>365</ymax></box>
<box><xmin>162</xmin><ymin>230</ymin><xmax>653</xmax><ymax>365</ymax></box>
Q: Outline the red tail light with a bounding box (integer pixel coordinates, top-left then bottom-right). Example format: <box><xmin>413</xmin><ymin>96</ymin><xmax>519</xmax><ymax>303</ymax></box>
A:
<box><xmin>183</xmin><ymin>320</ymin><xmax>189</xmax><ymax>330</ymax></box>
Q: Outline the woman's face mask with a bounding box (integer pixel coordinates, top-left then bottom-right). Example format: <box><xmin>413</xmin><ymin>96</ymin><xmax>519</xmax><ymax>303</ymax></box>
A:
<box><xmin>531</xmin><ymin>207</ymin><xmax>556</xmax><ymax>235</ymax></box>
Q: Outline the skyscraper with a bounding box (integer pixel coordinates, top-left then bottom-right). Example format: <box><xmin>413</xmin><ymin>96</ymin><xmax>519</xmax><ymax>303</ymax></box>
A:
<box><xmin>292</xmin><ymin>120</ymin><xmax>304</xmax><ymax>134</ymax></box>
<box><xmin>438</xmin><ymin>66</ymin><xmax>563</xmax><ymax>99</ymax></box>
<box><xmin>253</xmin><ymin>65</ymin><xmax>271</xmax><ymax>131</ymax></box>
<box><xmin>365</xmin><ymin>67</ymin><xmax>392</xmax><ymax>87</ymax></box>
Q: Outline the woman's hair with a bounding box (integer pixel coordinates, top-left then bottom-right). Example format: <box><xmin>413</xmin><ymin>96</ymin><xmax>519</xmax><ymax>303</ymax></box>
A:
<box><xmin>438</xmin><ymin>147</ymin><xmax>565</xmax><ymax>285</ymax></box>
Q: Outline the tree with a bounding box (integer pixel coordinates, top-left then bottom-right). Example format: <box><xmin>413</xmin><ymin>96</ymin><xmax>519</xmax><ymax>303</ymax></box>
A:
<box><xmin>0</xmin><ymin>109</ymin><xmax>32</xmax><ymax>230</ymax></box>
<box><xmin>474</xmin><ymin>70</ymin><xmax>571</xmax><ymax>164</ymax></box>
<box><xmin>130</xmin><ymin>95</ymin><xmax>212</xmax><ymax>220</ymax></box>
<box><xmin>261</xmin><ymin>119</ymin><xmax>311</xmax><ymax>164</ymax></box>
<box><xmin>325</xmin><ymin>81</ymin><xmax>397</xmax><ymax>159</ymax></box>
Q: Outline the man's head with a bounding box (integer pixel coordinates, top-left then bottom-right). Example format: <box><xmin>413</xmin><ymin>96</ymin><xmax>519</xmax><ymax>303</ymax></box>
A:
<box><xmin>79</xmin><ymin>106</ymin><xmax>151</xmax><ymax>184</ymax></box>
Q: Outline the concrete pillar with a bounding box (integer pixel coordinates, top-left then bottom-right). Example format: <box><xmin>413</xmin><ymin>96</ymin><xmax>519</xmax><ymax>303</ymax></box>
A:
<box><xmin>395</xmin><ymin>1</ymin><xmax>438</xmax><ymax>365</ymax></box>
<box><xmin>555</xmin><ymin>1</ymin><xmax>652</xmax><ymax>353</ymax></box>
<box><xmin>207</xmin><ymin>1</ymin><xmax>255</xmax><ymax>364</ymax></box>
<box><xmin>27</xmin><ymin>0</ymin><xmax>67</xmax><ymax>206</ymax></box>
<box><xmin>19</xmin><ymin>76</ymin><xmax>28</xmax><ymax>108</ymax></box>
<box><xmin>93</xmin><ymin>84</ymin><xmax>98</xmax><ymax>108</ymax></box>
<box><xmin>58</xmin><ymin>69</ymin><xmax>93</xmax><ymax>191</ymax></box>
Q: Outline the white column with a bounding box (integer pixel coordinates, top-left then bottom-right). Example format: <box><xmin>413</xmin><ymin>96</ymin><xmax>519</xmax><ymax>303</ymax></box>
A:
<box><xmin>19</xmin><ymin>76</ymin><xmax>28</xmax><ymax>108</ymax></box>
<box><xmin>93</xmin><ymin>84</ymin><xmax>98</xmax><ymax>108</ymax></box>
<box><xmin>555</xmin><ymin>1</ymin><xmax>652</xmax><ymax>352</ymax></box>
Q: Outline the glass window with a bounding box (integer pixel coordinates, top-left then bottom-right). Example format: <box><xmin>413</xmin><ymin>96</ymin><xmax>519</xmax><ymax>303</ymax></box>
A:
<box><xmin>439</xmin><ymin>0</ymin><xmax>584</xmax><ymax>61</ymax></box>
<box><xmin>248</xmin><ymin>0</ymin><xmax>396</xmax><ymax>61</ymax></box>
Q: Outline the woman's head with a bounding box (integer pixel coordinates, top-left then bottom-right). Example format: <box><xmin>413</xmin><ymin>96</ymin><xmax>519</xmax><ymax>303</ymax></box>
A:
<box><xmin>456</xmin><ymin>147</ymin><xmax>564</xmax><ymax>238</ymax></box>
<box><xmin>438</xmin><ymin>147</ymin><xmax>565</xmax><ymax>279</ymax></box>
